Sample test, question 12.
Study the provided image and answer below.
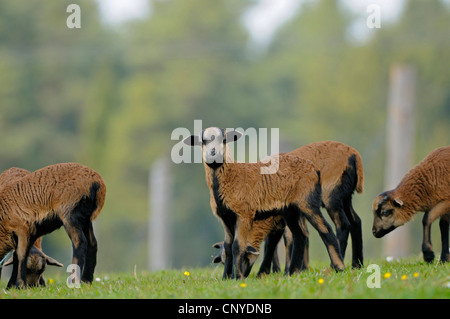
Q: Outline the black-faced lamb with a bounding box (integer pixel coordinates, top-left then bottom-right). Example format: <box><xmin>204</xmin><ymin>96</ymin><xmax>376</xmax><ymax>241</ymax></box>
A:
<box><xmin>184</xmin><ymin>127</ymin><xmax>344</xmax><ymax>279</ymax></box>
<box><xmin>372</xmin><ymin>146</ymin><xmax>449</xmax><ymax>263</ymax></box>
<box><xmin>0</xmin><ymin>162</ymin><xmax>106</xmax><ymax>288</ymax></box>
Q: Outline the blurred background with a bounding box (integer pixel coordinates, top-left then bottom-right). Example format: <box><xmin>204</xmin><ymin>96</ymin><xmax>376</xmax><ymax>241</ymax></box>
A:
<box><xmin>0</xmin><ymin>0</ymin><xmax>449</xmax><ymax>276</ymax></box>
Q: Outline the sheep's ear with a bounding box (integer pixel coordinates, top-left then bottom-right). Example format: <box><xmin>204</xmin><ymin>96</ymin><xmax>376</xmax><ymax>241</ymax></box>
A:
<box><xmin>212</xmin><ymin>255</ymin><xmax>222</xmax><ymax>264</ymax></box>
<box><xmin>393</xmin><ymin>198</ymin><xmax>403</xmax><ymax>208</ymax></box>
<box><xmin>2</xmin><ymin>256</ymin><xmax>13</xmax><ymax>267</ymax></box>
<box><xmin>246</xmin><ymin>246</ymin><xmax>259</xmax><ymax>256</ymax></box>
<box><xmin>212</xmin><ymin>242</ymin><xmax>224</xmax><ymax>250</ymax></box>
<box><xmin>183</xmin><ymin>134</ymin><xmax>202</xmax><ymax>146</ymax></box>
<box><xmin>45</xmin><ymin>256</ymin><xmax>63</xmax><ymax>267</ymax></box>
<box><xmin>224</xmin><ymin>130</ymin><xmax>242</xmax><ymax>143</ymax></box>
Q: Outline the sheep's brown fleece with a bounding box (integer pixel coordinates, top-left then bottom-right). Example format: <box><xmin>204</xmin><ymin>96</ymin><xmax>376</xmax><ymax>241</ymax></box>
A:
<box><xmin>372</xmin><ymin>146</ymin><xmax>450</xmax><ymax>262</ymax></box>
<box><xmin>290</xmin><ymin>141</ymin><xmax>364</xmax><ymax>195</ymax></box>
<box><xmin>207</xmin><ymin>153</ymin><xmax>344</xmax><ymax>278</ymax></box>
<box><xmin>206</xmin><ymin>155</ymin><xmax>319</xmax><ymax>216</ymax></box>
<box><xmin>232</xmin><ymin>141</ymin><xmax>364</xmax><ymax>276</ymax></box>
<box><xmin>0</xmin><ymin>167</ymin><xmax>30</xmax><ymax>186</ymax></box>
<box><xmin>0</xmin><ymin>162</ymin><xmax>106</xmax><ymax>288</ymax></box>
<box><xmin>0</xmin><ymin>167</ymin><xmax>38</xmax><ymax>257</ymax></box>
<box><xmin>0</xmin><ymin>167</ymin><xmax>64</xmax><ymax>287</ymax></box>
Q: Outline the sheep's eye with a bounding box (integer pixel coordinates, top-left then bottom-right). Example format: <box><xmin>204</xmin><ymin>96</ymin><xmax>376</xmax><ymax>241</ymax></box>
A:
<box><xmin>381</xmin><ymin>209</ymin><xmax>393</xmax><ymax>217</ymax></box>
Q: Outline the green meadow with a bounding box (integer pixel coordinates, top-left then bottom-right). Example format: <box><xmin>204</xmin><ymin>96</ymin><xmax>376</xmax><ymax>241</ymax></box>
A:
<box><xmin>1</xmin><ymin>256</ymin><xmax>448</xmax><ymax>299</ymax></box>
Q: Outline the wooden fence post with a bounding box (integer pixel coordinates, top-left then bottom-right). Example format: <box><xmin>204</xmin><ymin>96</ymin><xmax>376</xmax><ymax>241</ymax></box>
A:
<box><xmin>148</xmin><ymin>157</ymin><xmax>172</xmax><ymax>270</ymax></box>
<box><xmin>382</xmin><ymin>64</ymin><xmax>417</xmax><ymax>258</ymax></box>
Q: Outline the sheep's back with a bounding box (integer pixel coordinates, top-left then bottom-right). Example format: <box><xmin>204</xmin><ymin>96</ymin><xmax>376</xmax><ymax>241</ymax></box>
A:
<box><xmin>0</xmin><ymin>163</ymin><xmax>105</xmax><ymax>223</ymax></box>
<box><xmin>0</xmin><ymin>168</ymin><xmax>30</xmax><ymax>191</ymax></box>
<box><xmin>290</xmin><ymin>141</ymin><xmax>361</xmax><ymax>190</ymax></box>
<box><xmin>222</xmin><ymin>155</ymin><xmax>318</xmax><ymax>213</ymax></box>
<box><xmin>398</xmin><ymin>146</ymin><xmax>450</xmax><ymax>204</ymax></box>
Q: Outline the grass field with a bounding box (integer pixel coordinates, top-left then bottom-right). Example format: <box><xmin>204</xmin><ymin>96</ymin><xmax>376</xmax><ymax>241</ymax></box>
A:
<box><xmin>1</xmin><ymin>256</ymin><xmax>449</xmax><ymax>299</ymax></box>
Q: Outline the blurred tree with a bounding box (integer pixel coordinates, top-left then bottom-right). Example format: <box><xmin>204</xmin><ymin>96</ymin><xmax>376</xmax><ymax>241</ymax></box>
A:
<box><xmin>0</xmin><ymin>0</ymin><xmax>107</xmax><ymax>169</ymax></box>
<box><xmin>0</xmin><ymin>0</ymin><xmax>117</xmax><ymax>265</ymax></box>
<box><xmin>82</xmin><ymin>0</ymin><xmax>256</xmax><ymax>270</ymax></box>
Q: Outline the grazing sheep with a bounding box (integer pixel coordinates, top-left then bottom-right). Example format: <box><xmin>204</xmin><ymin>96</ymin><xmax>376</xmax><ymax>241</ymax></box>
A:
<box><xmin>3</xmin><ymin>237</ymin><xmax>63</xmax><ymax>287</ymax></box>
<box><xmin>212</xmin><ymin>216</ymin><xmax>305</xmax><ymax>277</ymax></box>
<box><xmin>372</xmin><ymin>146</ymin><xmax>450</xmax><ymax>263</ymax></box>
<box><xmin>0</xmin><ymin>162</ymin><xmax>106</xmax><ymax>288</ymax></box>
<box><xmin>213</xmin><ymin>141</ymin><xmax>365</xmax><ymax>276</ymax></box>
<box><xmin>211</xmin><ymin>216</ymin><xmax>291</xmax><ymax>270</ymax></box>
<box><xmin>184</xmin><ymin>127</ymin><xmax>344</xmax><ymax>279</ymax></box>
<box><xmin>0</xmin><ymin>167</ymin><xmax>63</xmax><ymax>287</ymax></box>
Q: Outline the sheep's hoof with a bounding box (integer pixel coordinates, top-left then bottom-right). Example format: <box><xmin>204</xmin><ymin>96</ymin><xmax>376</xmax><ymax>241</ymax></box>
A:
<box><xmin>439</xmin><ymin>253</ymin><xmax>449</xmax><ymax>263</ymax></box>
<box><xmin>352</xmin><ymin>261</ymin><xmax>363</xmax><ymax>269</ymax></box>
<box><xmin>423</xmin><ymin>250</ymin><xmax>435</xmax><ymax>263</ymax></box>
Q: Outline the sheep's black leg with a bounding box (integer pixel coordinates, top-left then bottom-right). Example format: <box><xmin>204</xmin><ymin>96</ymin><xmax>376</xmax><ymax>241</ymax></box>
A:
<box><xmin>298</xmin><ymin>214</ymin><xmax>309</xmax><ymax>270</ymax></box>
<box><xmin>8</xmin><ymin>231</ymin><xmax>33</xmax><ymax>289</ymax></box>
<box><xmin>81</xmin><ymin>221</ymin><xmax>98</xmax><ymax>283</ymax></box>
<box><xmin>271</xmin><ymin>242</ymin><xmax>281</xmax><ymax>273</ymax></box>
<box><xmin>7</xmin><ymin>252</ymin><xmax>18</xmax><ymax>289</ymax></box>
<box><xmin>257</xmin><ymin>228</ymin><xmax>284</xmax><ymax>277</ymax></box>
<box><xmin>325</xmin><ymin>206</ymin><xmax>350</xmax><ymax>261</ymax></box>
<box><xmin>284</xmin><ymin>206</ymin><xmax>308</xmax><ymax>275</ymax></box>
<box><xmin>302</xmin><ymin>206</ymin><xmax>345</xmax><ymax>271</ymax></box>
<box><xmin>422</xmin><ymin>203</ymin><xmax>450</xmax><ymax>263</ymax></box>
<box><xmin>422</xmin><ymin>211</ymin><xmax>435</xmax><ymax>263</ymax></box>
<box><xmin>343</xmin><ymin>196</ymin><xmax>364</xmax><ymax>268</ymax></box>
<box><xmin>220</xmin><ymin>217</ymin><xmax>235</xmax><ymax>279</ymax></box>
<box><xmin>439</xmin><ymin>214</ymin><xmax>449</xmax><ymax>263</ymax></box>
<box><xmin>283</xmin><ymin>230</ymin><xmax>293</xmax><ymax>274</ymax></box>
<box><xmin>64</xmin><ymin>223</ymin><xmax>87</xmax><ymax>281</ymax></box>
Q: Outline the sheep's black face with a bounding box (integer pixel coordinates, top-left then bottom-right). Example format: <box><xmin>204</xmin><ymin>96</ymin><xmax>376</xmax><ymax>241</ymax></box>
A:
<box><xmin>26</xmin><ymin>254</ymin><xmax>46</xmax><ymax>286</ymax></box>
<box><xmin>372</xmin><ymin>192</ymin><xmax>406</xmax><ymax>238</ymax></box>
<box><xmin>240</xmin><ymin>247</ymin><xmax>259</xmax><ymax>278</ymax></box>
<box><xmin>233</xmin><ymin>242</ymin><xmax>260</xmax><ymax>279</ymax></box>
<box><xmin>213</xmin><ymin>242</ymin><xmax>258</xmax><ymax>278</ymax></box>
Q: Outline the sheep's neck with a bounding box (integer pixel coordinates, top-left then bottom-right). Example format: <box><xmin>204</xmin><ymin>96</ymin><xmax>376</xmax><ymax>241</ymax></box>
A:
<box><xmin>393</xmin><ymin>168</ymin><xmax>433</xmax><ymax>214</ymax></box>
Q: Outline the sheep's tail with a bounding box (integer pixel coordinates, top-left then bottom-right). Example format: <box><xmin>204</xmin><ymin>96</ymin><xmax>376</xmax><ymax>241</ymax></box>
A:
<box><xmin>354</xmin><ymin>151</ymin><xmax>364</xmax><ymax>194</ymax></box>
<box><xmin>89</xmin><ymin>179</ymin><xmax>106</xmax><ymax>221</ymax></box>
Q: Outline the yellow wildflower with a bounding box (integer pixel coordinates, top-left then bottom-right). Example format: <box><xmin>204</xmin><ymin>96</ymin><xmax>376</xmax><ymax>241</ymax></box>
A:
<box><xmin>239</xmin><ymin>283</ymin><xmax>247</xmax><ymax>288</ymax></box>
<box><xmin>318</xmin><ymin>278</ymin><xmax>324</xmax><ymax>284</ymax></box>
<box><xmin>413</xmin><ymin>272</ymin><xmax>419</xmax><ymax>278</ymax></box>
<box><xmin>184</xmin><ymin>271</ymin><xmax>190</xmax><ymax>276</ymax></box>
<box><xmin>384</xmin><ymin>272</ymin><xmax>391</xmax><ymax>279</ymax></box>
<box><xmin>401</xmin><ymin>274</ymin><xmax>407</xmax><ymax>280</ymax></box>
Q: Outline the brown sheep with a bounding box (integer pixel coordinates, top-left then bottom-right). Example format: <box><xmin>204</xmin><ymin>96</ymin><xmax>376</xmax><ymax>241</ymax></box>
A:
<box><xmin>372</xmin><ymin>146</ymin><xmax>449</xmax><ymax>263</ymax></box>
<box><xmin>184</xmin><ymin>127</ymin><xmax>344</xmax><ymax>279</ymax></box>
<box><xmin>0</xmin><ymin>167</ymin><xmax>63</xmax><ymax>287</ymax></box>
<box><xmin>213</xmin><ymin>141</ymin><xmax>364</xmax><ymax>276</ymax></box>
<box><xmin>0</xmin><ymin>162</ymin><xmax>106</xmax><ymax>288</ymax></box>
